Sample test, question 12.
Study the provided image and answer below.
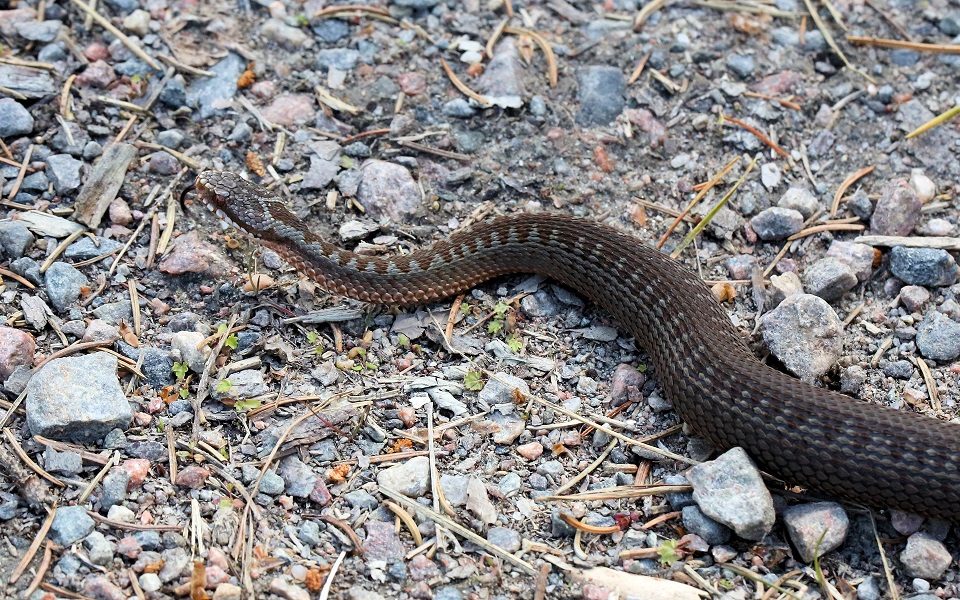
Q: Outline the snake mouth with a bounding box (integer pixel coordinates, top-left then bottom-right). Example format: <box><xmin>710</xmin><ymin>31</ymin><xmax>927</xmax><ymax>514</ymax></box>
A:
<box><xmin>193</xmin><ymin>176</ymin><xmax>244</xmax><ymax>232</ymax></box>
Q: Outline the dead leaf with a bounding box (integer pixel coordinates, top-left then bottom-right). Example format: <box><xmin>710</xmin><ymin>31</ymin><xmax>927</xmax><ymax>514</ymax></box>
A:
<box><xmin>119</xmin><ymin>320</ymin><xmax>140</xmax><ymax>347</ymax></box>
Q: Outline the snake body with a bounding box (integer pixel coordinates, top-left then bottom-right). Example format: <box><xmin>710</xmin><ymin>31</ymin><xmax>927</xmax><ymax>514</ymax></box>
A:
<box><xmin>195</xmin><ymin>170</ymin><xmax>960</xmax><ymax>519</ymax></box>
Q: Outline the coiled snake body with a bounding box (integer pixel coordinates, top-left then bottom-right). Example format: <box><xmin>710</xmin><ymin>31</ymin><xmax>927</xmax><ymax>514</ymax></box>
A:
<box><xmin>195</xmin><ymin>170</ymin><xmax>960</xmax><ymax>519</ymax></box>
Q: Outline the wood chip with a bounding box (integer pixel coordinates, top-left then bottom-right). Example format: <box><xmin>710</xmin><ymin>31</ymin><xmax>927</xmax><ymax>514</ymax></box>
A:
<box><xmin>72</xmin><ymin>142</ymin><xmax>136</xmax><ymax>229</ymax></box>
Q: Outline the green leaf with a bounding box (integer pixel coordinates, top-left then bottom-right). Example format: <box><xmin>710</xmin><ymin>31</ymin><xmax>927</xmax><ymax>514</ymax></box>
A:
<box><xmin>493</xmin><ymin>302</ymin><xmax>509</xmax><ymax>316</ymax></box>
<box><xmin>636</xmin><ymin>364</ymin><xmax>648</xmax><ymax>373</ymax></box>
<box><xmin>179</xmin><ymin>388</ymin><xmax>189</xmax><ymax>399</ymax></box>
<box><xmin>488</xmin><ymin>319</ymin><xmax>503</xmax><ymax>335</ymax></box>
<box><xmin>224</xmin><ymin>333</ymin><xmax>239</xmax><ymax>350</ymax></box>
<box><xmin>658</xmin><ymin>539</ymin><xmax>682</xmax><ymax>566</ymax></box>
<box><xmin>172</xmin><ymin>361</ymin><xmax>189</xmax><ymax>380</ymax></box>
<box><xmin>507</xmin><ymin>334</ymin><xmax>522</xmax><ymax>353</ymax></box>
<box><xmin>234</xmin><ymin>398</ymin><xmax>262</xmax><ymax>411</ymax></box>
<box><xmin>365</xmin><ymin>362</ymin><xmax>378</xmax><ymax>370</ymax></box>
<box><xmin>295</xmin><ymin>13</ymin><xmax>309</xmax><ymax>26</ymax></box>
<box><xmin>307</xmin><ymin>331</ymin><xmax>319</xmax><ymax>344</ymax></box>
<box><xmin>397</xmin><ymin>333</ymin><xmax>409</xmax><ymax>348</ymax></box>
<box><xmin>217</xmin><ymin>323</ymin><xmax>228</xmax><ymax>335</ymax></box>
<box><xmin>464</xmin><ymin>371</ymin><xmax>483</xmax><ymax>391</ymax></box>
<box><xmin>216</xmin><ymin>379</ymin><xmax>233</xmax><ymax>393</ymax></box>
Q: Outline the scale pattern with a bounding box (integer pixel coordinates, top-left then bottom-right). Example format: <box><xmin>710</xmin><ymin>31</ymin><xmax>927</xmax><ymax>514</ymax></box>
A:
<box><xmin>195</xmin><ymin>170</ymin><xmax>960</xmax><ymax>519</ymax></box>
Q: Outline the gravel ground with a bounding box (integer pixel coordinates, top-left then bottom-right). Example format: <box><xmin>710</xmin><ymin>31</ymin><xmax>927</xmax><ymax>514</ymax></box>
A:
<box><xmin>0</xmin><ymin>0</ymin><xmax>959</xmax><ymax>599</ymax></box>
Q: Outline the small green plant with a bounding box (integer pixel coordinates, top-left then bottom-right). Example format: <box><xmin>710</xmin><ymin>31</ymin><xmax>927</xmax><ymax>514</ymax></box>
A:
<box><xmin>234</xmin><ymin>398</ymin><xmax>262</xmax><ymax>411</ymax></box>
<box><xmin>224</xmin><ymin>333</ymin><xmax>239</xmax><ymax>350</ymax></box>
<box><xmin>658</xmin><ymin>539</ymin><xmax>682</xmax><ymax>566</ymax></box>
<box><xmin>216</xmin><ymin>379</ymin><xmax>234</xmax><ymax>394</ymax></box>
<box><xmin>636</xmin><ymin>364</ymin><xmax>648</xmax><ymax>373</ymax></box>
<box><xmin>172</xmin><ymin>362</ymin><xmax>189</xmax><ymax>380</ymax></box>
<box><xmin>464</xmin><ymin>371</ymin><xmax>483</xmax><ymax>391</ymax></box>
<box><xmin>506</xmin><ymin>334</ymin><xmax>522</xmax><ymax>353</ymax></box>
<box><xmin>179</xmin><ymin>388</ymin><xmax>189</xmax><ymax>399</ymax></box>
<box><xmin>488</xmin><ymin>302</ymin><xmax>510</xmax><ymax>335</ymax></box>
<box><xmin>459</xmin><ymin>303</ymin><xmax>471</xmax><ymax>315</ymax></box>
<box><xmin>397</xmin><ymin>333</ymin><xmax>410</xmax><ymax>348</ymax></box>
<box><xmin>295</xmin><ymin>14</ymin><xmax>309</xmax><ymax>26</ymax></box>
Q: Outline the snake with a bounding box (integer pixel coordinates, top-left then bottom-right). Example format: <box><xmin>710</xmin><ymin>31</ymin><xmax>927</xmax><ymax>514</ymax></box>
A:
<box><xmin>191</xmin><ymin>169</ymin><xmax>960</xmax><ymax>520</ymax></box>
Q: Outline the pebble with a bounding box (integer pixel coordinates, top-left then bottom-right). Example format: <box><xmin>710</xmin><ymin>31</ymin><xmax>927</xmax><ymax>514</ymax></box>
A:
<box><xmin>910</xmin><ymin>169</ymin><xmax>936</xmax><ymax>203</ymax></box>
<box><xmin>442</xmin><ymin>98</ymin><xmax>476</xmax><ymax>118</ymax></box>
<box><xmin>356</xmin><ymin>160</ymin><xmax>420</xmax><ymax>221</ymax></box>
<box><xmin>682</xmin><ymin>505</ymin><xmax>731</xmax><ymax>545</ymax></box>
<box><xmin>870</xmin><ymin>179</ymin><xmax>921</xmax><ymax>236</ymax></box>
<box><xmin>487</xmin><ymin>527</ymin><xmax>521</xmax><ymax>553</ymax></box>
<box><xmin>170</xmin><ymin>330</ymin><xmax>209</xmax><ymax>373</ymax></box>
<box><xmin>777</xmin><ymin>187</ymin><xmax>819</xmax><ymax>219</ymax></box>
<box><xmin>760</xmin><ymin>163</ymin><xmax>781</xmax><ymax>190</ymax></box>
<box><xmin>782</xmin><ymin>502</ymin><xmax>849</xmax><ymax>562</ymax></box>
<box><xmin>767</xmin><ymin>271</ymin><xmax>803</xmax><ymax>309</ymax></box>
<box><xmin>686</xmin><ymin>447</ymin><xmax>775</xmax><ymax>540</ymax></box>
<box><xmin>344</xmin><ymin>489</ymin><xmax>378</xmax><ymax>511</ymax></box>
<box><xmin>846</xmin><ymin>188</ymin><xmax>873</xmax><ymax>220</ymax></box>
<box><xmin>83</xmin><ymin>576</ymin><xmax>127</xmax><ymax>600</ymax></box>
<box><xmin>439</xmin><ymin>474</ymin><xmax>469</xmax><ymax>506</ymax></box>
<box><xmin>883</xmin><ymin>360</ymin><xmax>914</xmax><ymax>379</ymax></box>
<box><xmin>84</xmin><ymin>531</ymin><xmax>114</xmax><ymax>565</ymax></box>
<box><xmin>0</xmin><ymin>98</ymin><xmax>34</xmax><ymax>137</ymax></box>
<box><xmin>46</xmin><ymin>154</ymin><xmax>83</xmax><ymax>194</ymax></box>
<box><xmin>65</xmin><ymin>236</ymin><xmax>123</xmax><ymax>261</ymax></box>
<box><xmin>478</xmin><ymin>372</ymin><xmax>529</xmax><ymax>404</ymax></box>
<box><xmin>899</xmin><ymin>533</ymin><xmax>952</xmax><ymax>580</ymax></box>
<box><xmin>890</xmin><ymin>247</ymin><xmax>958</xmax><ymax>287</ymax></box>
<box><xmin>44</xmin><ymin>447</ymin><xmax>82</xmax><ymax>475</ymax></box>
<box><xmin>15</xmin><ymin>19</ymin><xmax>62</xmax><ymax>42</ymax></box>
<box><xmin>0</xmin><ymin>326</ymin><xmax>35</xmax><ymax>381</ymax></box>
<box><xmin>891</xmin><ymin>510</ymin><xmax>924</xmax><ymax>536</ymax></box>
<box><xmin>576</xmin><ymin>66</ymin><xmax>625</xmax><ymax>126</ymax></box>
<box><xmin>0</xmin><ymin>222</ymin><xmax>35</xmax><ymax>259</ymax></box>
<box><xmin>916</xmin><ymin>312</ymin><xmax>960</xmax><ymax>361</ymax></box>
<box><xmin>726</xmin><ymin>54</ymin><xmax>754</xmax><ymax>78</ymax></box>
<box><xmin>317</xmin><ymin>48</ymin><xmax>361</xmax><ymax>72</ymax></box>
<box><xmin>122</xmin><ymin>9</ymin><xmax>150</xmax><ymax>36</ymax></box>
<box><xmin>771</xmin><ymin>27</ymin><xmax>826</xmax><ymax>51</ymax></box>
<box><xmin>362</xmin><ymin>520</ymin><xmax>405</xmax><ymax>562</ymax></box>
<box><xmin>377</xmin><ymin>456</ymin><xmax>430</xmax><ymax>497</ymax></box>
<box><xmin>840</xmin><ymin>365</ymin><xmax>867</xmax><ymax>394</ymax></box>
<box><xmin>261</xmin><ymin>93</ymin><xmax>316</xmax><ymax>126</ymax></box>
<box><xmin>803</xmin><ymin>258</ymin><xmax>857</xmax><ymax>302</ymax></box>
<box><xmin>516</xmin><ymin>441</ymin><xmax>543</xmax><ymax>460</ymax></box>
<box><xmin>100</xmin><ymin>468</ymin><xmax>130</xmax><ymax>509</ymax></box>
<box><xmin>185</xmin><ymin>52</ymin><xmax>244</xmax><ymax>120</ymax></box>
<box><xmin>268</xmin><ymin>577</ymin><xmax>311</xmax><ymax>600</ymax></box>
<box><xmin>159</xmin><ymin>231</ymin><xmax>228</xmax><ymax>276</ymax></box>
<box><xmin>900</xmin><ymin>286</ymin><xmax>930</xmax><ymax>312</ymax></box>
<box><xmin>750</xmin><ymin>207</ymin><xmax>804</xmax><ymax>241</ymax></box>
<box><xmin>857</xmin><ymin>576</ymin><xmax>882</xmax><ymax>600</ymax></box>
<box><xmin>922</xmin><ymin>218</ymin><xmax>954</xmax><ymax>236</ymax></box>
<box><xmin>276</xmin><ymin>456</ymin><xmax>317</xmax><ymax>498</ymax></box>
<box><xmin>76</xmin><ymin>60</ymin><xmax>117</xmax><ymax>89</ymax></box>
<box><xmin>607</xmin><ymin>363</ymin><xmax>645</xmax><ymax>407</ymax></box>
<box><xmin>49</xmin><ymin>505</ymin><xmax>95</xmax><ymax>545</ymax></box>
<box><xmin>825</xmin><ymin>241</ymin><xmax>877</xmax><ymax>283</ymax></box>
<box><xmin>260</xmin><ymin>19</ymin><xmax>312</xmax><ymax>50</ymax></box>
<box><xmin>477</xmin><ymin>38</ymin><xmax>524</xmax><ymax>106</ymax></box>
<box><xmin>761</xmin><ymin>294</ymin><xmax>843</xmax><ymax>383</ymax></box>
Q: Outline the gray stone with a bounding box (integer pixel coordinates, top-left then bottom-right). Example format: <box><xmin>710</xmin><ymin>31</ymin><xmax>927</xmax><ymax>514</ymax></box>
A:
<box><xmin>211</xmin><ymin>369</ymin><xmax>268</xmax><ymax>402</ymax></box>
<box><xmin>750</xmin><ymin>207</ymin><xmax>804</xmax><ymax>241</ymax></box>
<box><xmin>10</xmin><ymin>257</ymin><xmax>41</xmax><ymax>285</ymax></box>
<box><xmin>900</xmin><ymin>533</ymin><xmax>952</xmax><ymax>580</ymax></box>
<box><xmin>682</xmin><ymin>505</ymin><xmax>731</xmax><ymax>545</ymax></box>
<box><xmin>15</xmin><ymin>20</ymin><xmax>61</xmax><ymax>42</ymax></box>
<box><xmin>316</xmin><ymin>48</ymin><xmax>361</xmax><ymax>71</ymax></box>
<box><xmin>159</xmin><ymin>547</ymin><xmax>190</xmax><ymax>582</ymax></box>
<box><xmin>259</xmin><ymin>470</ymin><xmax>285</xmax><ymax>496</ymax></box>
<box><xmin>687</xmin><ymin>447</ymin><xmax>775</xmax><ymax>541</ymax></box>
<box><xmin>84</xmin><ymin>531</ymin><xmax>114</xmax><ymax>565</ymax></box>
<box><xmin>576</xmin><ymin>66</ymin><xmax>625</xmax><ymax>126</ymax></box>
<box><xmin>498</xmin><ymin>472</ymin><xmax>522</xmax><ymax>496</ymax></box>
<box><xmin>478</xmin><ymin>372</ymin><xmax>529</xmax><ymax>404</ymax></box>
<box><xmin>487</xmin><ymin>527</ymin><xmax>521</xmax><ymax>552</ymax></box>
<box><xmin>51</xmin><ymin>122</ymin><xmax>90</xmax><ymax>156</ymax></box>
<box><xmin>726</xmin><ymin>54</ymin><xmax>754</xmax><ymax>78</ymax></box>
<box><xmin>761</xmin><ymin>294</ymin><xmax>843</xmax><ymax>383</ymax></box>
<box><xmin>91</xmin><ymin>300</ymin><xmax>133</xmax><ymax>325</ymax></box>
<box><xmin>767</xmin><ymin>271</ymin><xmax>804</xmax><ymax>309</ymax></box>
<box><xmin>298</xmin><ymin>520</ymin><xmax>321</xmax><ymax>547</ymax></box>
<box><xmin>116</xmin><ymin>343</ymin><xmax>173</xmax><ymax>390</ymax></box>
<box><xmin>826</xmin><ymin>241</ymin><xmax>876</xmax><ymax>283</ymax></box>
<box><xmin>45</xmin><ymin>154</ymin><xmax>83</xmax><ymax>194</ymax></box>
<box><xmin>840</xmin><ymin>365</ymin><xmax>867</xmax><ymax>394</ymax></box>
<box><xmin>0</xmin><ymin>221</ymin><xmax>35</xmax><ymax>258</ymax></box>
<box><xmin>777</xmin><ymin>188</ymin><xmax>819</xmax><ymax>219</ymax></box>
<box><xmin>186</xmin><ymin>52</ymin><xmax>244</xmax><ymax>120</ymax></box>
<box><xmin>260</xmin><ymin>18</ymin><xmax>312</xmax><ymax>49</ymax></box>
<box><xmin>44</xmin><ymin>262</ymin><xmax>89</xmax><ymax>312</ymax></box>
<box><xmin>664</xmin><ymin>474</ymin><xmax>695</xmax><ymax>510</ymax></box>
<box><xmin>442</xmin><ymin>99</ymin><xmax>476</xmax><ymax>118</ymax></box>
<box><xmin>890</xmin><ymin>247</ymin><xmax>958</xmax><ymax>287</ymax></box>
<box><xmin>883</xmin><ymin>360</ymin><xmax>914</xmax><ymax>379</ymax></box>
<box><xmin>344</xmin><ymin>489</ymin><xmax>378</xmax><ymax>511</ymax></box>
<box><xmin>477</xmin><ymin>38</ymin><xmax>525</xmax><ymax>106</ymax></box>
<box><xmin>43</xmin><ymin>447</ymin><xmax>82</xmax><ymax>475</ymax></box>
<box><xmin>803</xmin><ymin>258</ymin><xmax>857</xmax><ymax>302</ymax></box>
<box><xmin>64</xmin><ymin>236</ymin><xmax>123</xmax><ymax>261</ymax></box>
<box><xmin>916</xmin><ymin>312</ymin><xmax>960</xmax><ymax>362</ymax></box>
<box><xmin>871</xmin><ymin>179</ymin><xmax>920</xmax><ymax>236</ymax></box>
<box><xmin>890</xmin><ymin>49</ymin><xmax>920</xmax><ymax>66</ymax></box>
<box><xmin>100</xmin><ymin>468</ymin><xmax>130</xmax><ymax>509</ymax></box>
<box><xmin>377</xmin><ymin>456</ymin><xmax>430</xmax><ymax>497</ymax></box>
<box><xmin>857</xmin><ymin>576</ymin><xmax>881</xmax><ymax>600</ymax></box>
<box><xmin>0</xmin><ymin>98</ymin><xmax>34</xmax><ymax>138</ymax></box>
<box><xmin>440</xmin><ymin>474</ymin><xmax>470</xmax><ymax>506</ymax></box>
<box><xmin>49</xmin><ymin>505</ymin><xmax>95</xmax><ymax>545</ymax></box>
<box><xmin>170</xmin><ymin>331</ymin><xmax>209</xmax><ymax>373</ymax></box>
<box><xmin>277</xmin><ymin>456</ymin><xmax>317</xmax><ymax>498</ymax></box>
<box><xmin>783</xmin><ymin>502</ymin><xmax>849</xmax><ymax>562</ymax></box>
<box><xmin>900</xmin><ymin>286</ymin><xmax>930</xmax><ymax>312</ymax></box>
<box><xmin>27</xmin><ymin>352</ymin><xmax>132</xmax><ymax>443</ymax></box>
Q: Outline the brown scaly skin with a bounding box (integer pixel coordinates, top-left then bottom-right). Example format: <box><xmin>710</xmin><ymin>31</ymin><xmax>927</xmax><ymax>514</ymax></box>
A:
<box><xmin>194</xmin><ymin>170</ymin><xmax>960</xmax><ymax>520</ymax></box>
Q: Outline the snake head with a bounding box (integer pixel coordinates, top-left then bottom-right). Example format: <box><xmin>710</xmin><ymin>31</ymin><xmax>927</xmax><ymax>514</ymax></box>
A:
<box><xmin>193</xmin><ymin>170</ymin><xmax>301</xmax><ymax>244</ymax></box>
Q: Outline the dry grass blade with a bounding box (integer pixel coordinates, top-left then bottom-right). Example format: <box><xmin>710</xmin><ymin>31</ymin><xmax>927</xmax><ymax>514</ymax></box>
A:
<box><xmin>440</xmin><ymin>58</ymin><xmax>492</xmax><ymax>106</ymax></box>
<box><xmin>743</xmin><ymin>91</ymin><xmax>801</xmax><ymax>111</ymax></box>
<box><xmin>540</xmin><ymin>484</ymin><xmax>691</xmax><ymax>502</ymax></box>
<box><xmin>78</xmin><ymin>451</ymin><xmax>118</xmax><ymax>504</ymax></box>
<box><xmin>915</xmin><ymin>357</ymin><xmax>940</xmax><ymax>411</ymax></box>
<box><xmin>559</xmin><ymin>511</ymin><xmax>621</xmax><ymax>534</ymax></box>
<box><xmin>721</xmin><ymin>114</ymin><xmax>789</xmax><ymax>158</ymax></box>
<box><xmin>671</xmin><ymin>157</ymin><xmax>757</xmax><ymax>259</ymax></box>
<box><xmin>7</xmin><ymin>144</ymin><xmax>33</xmax><ymax>201</ymax></box>
<box><xmin>504</xmin><ymin>26</ymin><xmax>558</xmax><ymax>87</ymax></box>
<box><xmin>384</xmin><ymin>501</ymin><xmax>424</xmax><ymax>546</ymax></box>
<box><xmin>24</xmin><ymin>540</ymin><xmax>53</xmax><ymax>598</ymax></box>
<box><xmin>318</xmin><ymin>551</ymin><xmax>347</xmax><ymax>600</ymax></box>
<box><xmin>628</xmin><ymin>52</ymin><xmax>651</xmax><ymax>85</ymax></box>
<box><xmin>135</xmin><ymin>141</ymin><xmax>202</xmax><ymax>170</ymax></box>
<box><xmin>486</xmin><ymin>17</ymin><xmax>508</xmax><ymax>59</ymax></box>
<box><xmin>0</xmin><ymin>267</ymin><xmax>36</xmax><ymax>289</ymax></box>
<box><xmin>10</xmin><ymin>504</ymin><xmax>57</xmax><ymax>584</ymax></box>
<box><xmin>658</xmin><ymin>156</ymin><xmax>740</xmax><ymax>248</ymax></box>
<box><xmin>380</xmin><ymin>486</ymin><xmax>538</xmax><ymax>576</ymax></box>
<box><xmin>315</xmin><ymin>85</ymin><xmax>360</xmax><ymax>114</ymax></box>
<box><xmin>905</xmin><ymin>103</ymin><xmax>960</xmax><ymax>139</ymax></box>
<box><xmin>721</xmin><ymin>563</ymin><xmax>803</xmax><ymax>600</ymax></box>
<box><xmin>847</xmin><ymin>35</ymin><xmax>960</xmax><ymax>54</ymax></box>
<box><xmin>692</xmin><ymin>0</ymin><xmax>797</xmax><ymax>17</ymax></box>
<box><xmin>553</xmin><ymin>439</ymin><xmax>617</xmax><ymax>495</ymax></box>
<box><xmin>821</xmin><ymin>0</ymin><xmax>847</xmax><ymax>30</ymax></box>
<box><xmin>2</xmin><ymin>428</ymin><xmax>64</xmax><ymax>488</ymax></box>
<box><xmin>633</xmin><ymin>0</ymin><xmax>665</xmax><ymax>30</ymax></box>
<box><xmin>803</xmin><ymin>0</ymin><xmax>874</xmax><ymax>82</ymax></box>
<box><xmin>69</xmin><ymin>0</ymin><xmax>161</xmax><ymax>70</ymax></box>
<box><xmin>830</xmin><ymin>165</ymin><xmax>873</xmax><ymax>216</ymax></box>
<box><xmin>786</xmin><ymin>222</ymin><xmax>864</xmax><ymax>240</ymax></box>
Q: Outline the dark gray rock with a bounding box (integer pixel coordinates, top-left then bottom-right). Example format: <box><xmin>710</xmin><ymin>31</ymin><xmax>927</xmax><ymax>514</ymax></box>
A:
<box><xmin>44</xmin><ymin>262</ymin><xmax>88</xmax><ymax>312</ymax></box>
<box><xmin>803</xmin><ymin>257</ymin><xmax>857</xmax><ymax>302</ymax></box>
<box><xmin>0</xmin><ymin>98</ymin><xmax>34</xmax><ymax>138</ymax></box>
<box><xmin>277</xmin><ymin>456</ymin><xmax>317</xmax><ymax>498</ymax></box>
<box><xmin>50</xmin><ymin>505</ymin><xmax>95</xmax><ymax>545</ymax></box>
<box><xmin>100</xmin><ymin>468</ymin><xmax>130</xmax><ymax>510</ymax></box>
<box><xmin>687</xmin><ymin>447</ymin><xmax>775</xmax><ymax>540</ymax></box>
<box><xmin>64</xmin><ymin>237</ymin><xmax>123</xmax><ymax>261</ymax></box>
<box><xmin>45</xmin><ymin>154</ymin><xmax>83</xmax><ymax>194</ymax></box>
<box><xmin>761</xmin><ymin>294</ymin><xmax>843</xmax><ymax>383</ymax></box>
<box><xmin>0</xmin><ymin>221</ymin><xmax>35</xmax><ymax>258</ymax></box>
<box><xmin>916</xmin><ymin>312</ymin><xmax>960</xmax><ymax>362</ymax></box>
<box><xmin>186</xmin><ymin>52</ymin><xmax>244</xmax><ymax>120</ymax></box>
<box><xmin>316</xmin><ymin>48</ymin><xmax>361</xmax><ymax>71</ymax></box>
<box><xmin>575</xmin><ymin>66</ymin><xmax>625</xmax><ymax>126</ymax></box>
<box><xmin>726</xmin><ymin>54</ymin><xmax>754</xmax><ymax>78</ymax></box>
<box><xmin>682</xmin><ymin>505</ymin><xmax>731</xmax><ymax>545</ymax></box>
<box><xmin>750</xmin><ymin>207</ymin><xmax>804</xmax><ymax>241</ymax></box>
<box><xmin>890</xmin><ymin>247</ymin><xmax>958</xmax><ymax>287</ymax></box>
